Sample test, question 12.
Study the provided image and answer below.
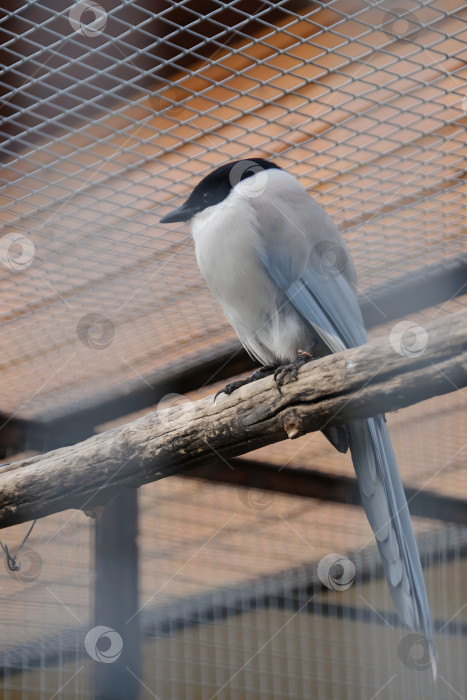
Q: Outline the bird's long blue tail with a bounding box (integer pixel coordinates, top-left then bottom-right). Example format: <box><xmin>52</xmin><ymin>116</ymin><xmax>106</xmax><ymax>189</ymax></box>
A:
<box><xmin>347</xmin><ymin>415</ymin><xmax>437</xmax><ymax>679</ymax></box>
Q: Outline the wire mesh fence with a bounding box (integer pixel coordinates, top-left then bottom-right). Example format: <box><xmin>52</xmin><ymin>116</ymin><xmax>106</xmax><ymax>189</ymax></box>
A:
<box><xmin>0</xmin><ymin>476</ymin><xmax>466</xmax><ymax>699</ymax></box>
<box><xmin>1</xmin><ymin>0</ymin><xmax>465</xmax><ymax>419</ymax></box>
<box><xmin>0</xmin><ymin>0</ymin><xmax>466</xmax><ymax>698</ymax></box>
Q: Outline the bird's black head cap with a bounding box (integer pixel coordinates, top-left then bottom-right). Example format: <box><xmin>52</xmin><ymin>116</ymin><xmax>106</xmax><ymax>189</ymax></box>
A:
<box><xmin>160</xmin><ymin>158</ymin><xmax>281</xmax><ymax>223</ymax></box>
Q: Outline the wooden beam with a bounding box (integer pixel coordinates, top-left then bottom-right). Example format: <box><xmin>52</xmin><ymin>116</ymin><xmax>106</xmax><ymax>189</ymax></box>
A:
<box><xmin>0</xmin><ymin>308</ymin><xmax>465</xmax><ymax>529</ymax></box>
<box><xmin>187</xmin><ymin>459</ymin><xmax>467</xmax><ymax>525</ymax></box>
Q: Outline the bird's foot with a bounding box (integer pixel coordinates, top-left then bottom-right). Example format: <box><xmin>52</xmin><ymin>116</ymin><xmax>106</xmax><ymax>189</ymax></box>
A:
<box><xmin>273</xmin><ymin>344</ymin><xmax>317</xmax><ymax>395</ymax></box>
<box><xmin>214</xmin><ymin>365</ymin><xmax>277</xmax><ymax>402</ymax></box>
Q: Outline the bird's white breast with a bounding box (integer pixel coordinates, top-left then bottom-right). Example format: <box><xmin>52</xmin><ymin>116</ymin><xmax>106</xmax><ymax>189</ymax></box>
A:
<box><xmin>191</xmin><ymin>194</ymin><xmax>267</xmax><ymax>306</ymax></box>
<box><xmin>190</xmin><ymin>184</ymin><xmax>309</xmax><ymax>364</ymax></box>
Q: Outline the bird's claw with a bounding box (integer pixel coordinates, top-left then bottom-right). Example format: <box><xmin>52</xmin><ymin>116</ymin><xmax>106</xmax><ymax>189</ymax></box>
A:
<box><xmin>273</xmin><ymin>347</ymin><xmax>316</xmax><ymax>395</ymax></box>
<box><xmin>213</xmin><ymin>365</ymin><xmax>277</xmax><ymax>403</ymax></box>
<box><xmin>214</xmin><ymin>380</ymin><xmax>245</xmax><ymax>403</ymax></box>
<box><xmin>273</xmin><ymin>361</ymin><xmax>304</xmax><ymax>395</ymax></box>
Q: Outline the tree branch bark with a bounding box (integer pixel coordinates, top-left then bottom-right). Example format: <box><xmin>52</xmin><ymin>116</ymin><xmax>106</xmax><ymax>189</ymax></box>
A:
<box><xmin>0</xmin><ymin>308</ymin><xmax>465</xmax><ymax>529</ymax></box>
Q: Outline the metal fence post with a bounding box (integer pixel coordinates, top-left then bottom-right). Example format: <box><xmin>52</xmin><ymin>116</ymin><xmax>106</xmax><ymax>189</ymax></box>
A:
<box><xmin>94</xmin><ymin>490</ymin><xmax>141</xmax><ymax>700</ymax></box>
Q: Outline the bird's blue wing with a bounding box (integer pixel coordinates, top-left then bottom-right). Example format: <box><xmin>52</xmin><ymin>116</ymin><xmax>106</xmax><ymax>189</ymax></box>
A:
<box><xmin>253</xmin><ymin>191</ymin><xmax>366</xmax><ymax>353</ymax></box>
<box><xmin>253</xmin><ymin>188</ymin><xmax>436</xmax><ymax>675</ymax></box>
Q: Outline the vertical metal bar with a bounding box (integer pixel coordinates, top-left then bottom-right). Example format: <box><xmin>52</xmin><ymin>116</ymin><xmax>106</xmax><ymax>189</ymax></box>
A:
<box><xmin>94</xmin><ymin>490</ymin><xmax>141</xmax><ymax>700</ymax></box>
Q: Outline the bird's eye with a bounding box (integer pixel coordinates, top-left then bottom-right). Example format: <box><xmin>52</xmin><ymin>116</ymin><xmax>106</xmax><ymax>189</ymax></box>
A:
<box><xmin>202</xmin><ymin>192</ymin><xmax>210</xmax><ymax>203</ymax></box>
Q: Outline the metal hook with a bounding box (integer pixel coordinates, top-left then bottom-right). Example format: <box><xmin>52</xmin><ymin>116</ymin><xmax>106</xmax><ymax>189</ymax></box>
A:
<box><xmin>0</xmin><ymin>520</ymin><xmax>37</xmax><ymax>574</ymax></box>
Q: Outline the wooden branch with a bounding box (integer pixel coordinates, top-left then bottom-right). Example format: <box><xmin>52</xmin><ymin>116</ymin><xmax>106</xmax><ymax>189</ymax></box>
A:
<box><xmin>2</xmin><ymin>255</ymin><xmax>464</xmax><ymax>457</ymax></box>
<box><xmin>0</xmin><ymin>309</ymin><xmax>465</xmax><ymax>529</ymax></box>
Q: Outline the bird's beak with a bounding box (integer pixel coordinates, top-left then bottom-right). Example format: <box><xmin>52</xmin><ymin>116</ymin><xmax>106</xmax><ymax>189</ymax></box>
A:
<box><xmin>160</xmin><ymin>201</ymin><xmax>197</xmax><ymax>224</ymax></box>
